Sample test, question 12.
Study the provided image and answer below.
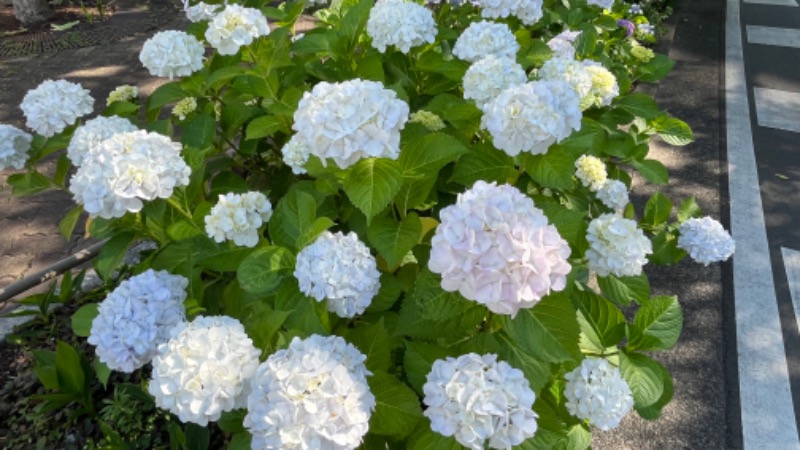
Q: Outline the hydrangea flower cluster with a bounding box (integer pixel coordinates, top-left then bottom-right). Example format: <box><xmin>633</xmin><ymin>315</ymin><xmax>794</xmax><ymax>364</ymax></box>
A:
<box><xmin>204</xmin><ymin>191</ymin><xmax>273</xmax><ymax>248</ymax></box>
<box><xmin>244</xmin><ymin>335</ymin><xmax>375</xmax><ymax>449</ymax></box>
<box><xmin>587</xmin><ymin>0</ymin><xmax>614</xmax><ymax>9</ymax></box>
<box><xmin>586</xmin><ymin>213</ymin><xmax>652</xmax><ymax>277</ymax></box>
<box><xmin>205</xmin><ymin>4</ymin><xmax>270</xmax><ymax>55</ymax></box>
<box><xmin>677</xmin><ymin>217</ymin><xmax>735</xmax><ymax>265</ymax></box>
<box><xmin>140</xmin><ymin>30</ymin><xmax>205</xmax><ymax>79</ymax></box>
<box><xmin>547</xmin><ymin>29</ymin><xmax>580</xmax><ymax>59</ymax></box>
<box><xmin>185</xmin><ymin>1</ymin><xmax>219</xmax><ymax>22</ymax></box>
<box><xmin>452</xmin><ymin>21</ymin><xmax>519</xmax><ymax>63</ymax></box>
<box><xmin>584</xmin><ymin>62</ymin><xmax>620</xmax><ymax>107</ymax></box>
<box><xmin>20</xmin><ymin>79</ymin><xmax>94</xmax><ymax>137</ymax></box>
<box><xmin>292</xmin><ymin>79</ymin><xmax>409</xmax><ymax>169</ymax></box>
<box><xmin>366</xmin><ymin>0</ymin><xmax>436</xmax><ymax>54</ymax></box>
<box><xmin>87</xmin><ymin>270</ymin><xmax>187</xmax><ymax>373</ymax></box>
<box><xmin>629</xmin><ymin>3</ymin><xmax>643</xmax><ymax>14</ymax></box>
<box><xmin>0</xmin><ymin>124</ymin><xmax>33</xmax><ymax>171</ymax></box>
<box><xmin>479</xmin><ymin>0</ymin><xmax>543</xmax><ymax>25</ymax></box>
<box><xmin>149</xmin><ymin>316</ymin><xmax>261</xmax><ymax>425</ymax></box>
<box><xmin>597</xmin><ymin>179</ymin><xmax>630</xmax><ymax>211</ymax></box>
<box><xmin>574</xmin><ymin>154</ymin><xmax>608</xmax><ymax>191</ymax></box>
<box><xmin>172</xmin><ymin>97</ymin><xmax>198</xmax><ymax>120</ymax></box>
<box><xmin>67</xmin><ymin>116</ymin><xmax>137</xmax><ymax>166</ymax></box>
<box><xmin>423</xmin><ymin>353</ymin><xmax>538</xmax><ymax>449</ymax></box>
<box><xmin>106</xmin><ymin>85</ymin><xmax>139</xmax><ymax>106</ymax></box>
<box><xmin>463</xmin><ymin>55</ymin><xmax>527</xmax><ymax>110</ymax></box>
<box><xmin>481</xmin><ymin>80</ymin><xmax>582</xmax><ymax>156</ymax></box>
<box><xmin>638</xmin><ymin>23</ymin><xmax>655</xmax><ymax>36</ymax></box>
<box><xmin>428</xmin><ymin>181</ymin><xmax>571</xmax><ymax>316</ymax></box>
<box><xmin>538</xmin><ymin>56</ymin><xmax>594</xmax><ymax>101</ymax></box>
<box><xmin>294</xmin><ymin>231</ymin><xmax>380</xmax><ymax>318</ymax></box>
<box><xmin>69</xmin><ymin>130</ymin><xmax>191</xmax><ymax>219</ymax></box>
<box><xmin>409</xmin><ymin>110</ymin><xmax>446</xmax><ymax>131</ymax></box>
<box><xmin>631</xmin><ymin>42</ymin><xmax>655</xmax><ymax>61</ymax></box>
<box><xmin>564</xmin><ymin>358</ymin><xmax>634</xmax><ymax>431</ymax></box>
<box><xmin>281</xmin><ymin>136</ymin><xmax>311</xmax><ymax>174</ymax></box>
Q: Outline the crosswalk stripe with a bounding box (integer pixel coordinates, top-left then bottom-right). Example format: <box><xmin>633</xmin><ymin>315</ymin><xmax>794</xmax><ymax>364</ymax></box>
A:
<box><xmin>754</xmin><ymin>87</ymin><xmax>800</xmax><ymax>133</ymax></box>
<box><xmin>743</xmin><ymin>0</ymin><xmax>798</xmax><ymax>6</ymax></box>
<box><xmin>781</xmin><ymin>248</ymin><xmax>800</xmax><ymax>332</ymax></box>
<box><xmin>747</xmin><ymin>25</ymin><xmax>800</xmax><ymax>47</ymax></box>
<box><xmin>726</xmin><ymin>0</ymin><xmax>800</xmax><ymax>447</ymax></box>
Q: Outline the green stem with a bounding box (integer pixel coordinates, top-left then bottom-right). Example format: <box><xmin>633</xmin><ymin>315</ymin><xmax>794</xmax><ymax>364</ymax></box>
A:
<box><xmin>166</xmin><ymin>196</ymin><xmax>196</xmax><ymax>225</ymax></box>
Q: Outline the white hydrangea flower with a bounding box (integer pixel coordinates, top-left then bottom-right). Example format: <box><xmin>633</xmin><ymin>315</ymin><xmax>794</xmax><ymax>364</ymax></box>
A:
<box><xmin>0</xmin><ymin>124</ymin><xmax>33</xmax><ymax>171</ymax></box>
<box><xmin>20</xmin><ymin>79</ymin><xmax>94</xmax><ymax>137</ymax></box>
<box><xmin>479</xmin><ymin>0</ymin><xmax>543</xmax><ymax>25</ymax></box>
<box><xmin>564</xmin><ymin>358</ymin><xmax>634</xmax><ymax>431</ymax></box>
<box><xmin>409</xmin><ymin>110</ymin><xmax>446</xmax><ymax>131</ymax></box>
<box><xmin>206</xmin><ymin>4</ymin><xmax>270</xmax><ymax>55</ymax></box>
<box><xmin>463</xmin><ymin>55</ymin><xmax>527</xmax><ymax>110</ymax></box>
<box><xmin>423</xmin><ymin>353</ymin><xmax>538</xmax><ymax>449</ymax></box>
<box><xmin>587</xmin><ymin>0</ymin><xmax>614</xmax><ymax>9</ymax></box>
<box><xmin>140</xmin><ymin>30</ymin><xmax>205</xmax><ymax>80</ymax></box>
<box><xmin>149</xmin><ymin>316</ymin><xmax>261</xmax><ymax>426</ymax></box>
<box><xmin>452</xmin><ymin>20</ymin><xmax>519</xmax><ymax>63</ymax></box>
<box><xmin>204</xmin><ymin>191</ymin><xmax>272</xmax><ymax>247</ymax></box>
<box><xmin>537</xmin><ymin>56</ymin><xmax>594</xmax><ymax>101</ymax></box>
<box><xmin>677</xmin><ymin>216</ymin><xmax>735</xmax><ymax>266</ymax></box>
<box><xmin>294</xmin><ymin>231</ymin><xmax>380</xmax><ymax>318</ymax></box>
<box><xmin>281</xmin><ymin>136</ymin><xmax>310</xmax><ymax>174</ymax></box>
<box><xmin>481</xmin><ymin>80</ymin><xmax>582</xmax><ymax>156</ymax></box>
<box><xmin>584</xmin><ymin>61</ymin><xmax>620</xmax><ymax>107</ymax></box>
<box><xmin>69</xmin><ymin>130</ymin><xmax>191</xmax><ymax>219</ymax></box>
<box><xmin>428</xmin><ymin>181</ymin><xmax>571</xmax><ymax>316</ymax></box>
<box><xmin>106</xmin><ymin>85</ymin><xmax>139</xmax><ymax>106</ymax></box>
<box><xmin>586</xmin><ymin>213</ymin><xmax>652</xmax><ymax>277</ymax></box>
<box><xmin>185</xmin><ymin>1</ymin><xmax>219</xmax><ymax>22</ymax></box>
<box><xmin>172</xmin><ymin>97</ymin><xmax>198</xmax><ymax>121</ymax></box>
<box><xmin>574</xmin><ymin>154</ymin><xmax>607</xmax><ymax>191</ymax></box>
<box><xmin>597</xmin><ymin>179</ymin><xmax>629</xmax><ymax>211</ymax></box>
<box><xmin>367</xmin><ymin>0</ymin><xmax>437</xmax><ymax>54</ymax></box>
<box><xmin>244</xmin><ymin>334</ymin><xmax>375</xmax><ymax>450</ymax></box>
<box><xmin>67</xmin><ymin>116</ymin><xmax>137</xmax><ymax>166</ymax></box>
<box><xmin>547</xmin><ymin>30</ymin><xmax>581</xmax><ymax>59</ymax></box>
<box><xmin>638</xmin><ymin>23</ymin><xmax>655</xmax><ymax>36</ymax></box>
<box><xmin>87</xmin><ymin>270</ymin><xmax>187</xmax><ymax>373</ymax></box>
<box><xmin>629</xmin><ymin>3</ymin><xmax>643</xmax><ymax>14</ymax></box>
<box><xmin>292</xmin><ymin>79</ymin><xmax>409</xmax><ymax>169</ymax></box>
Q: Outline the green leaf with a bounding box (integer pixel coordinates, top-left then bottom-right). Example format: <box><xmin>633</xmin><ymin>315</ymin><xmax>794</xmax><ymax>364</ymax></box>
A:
<box><xmin>340</xmin><ymin>0</ymin><xmax>373</xmax><ymax>50</ymax></box>
<box><xmin>629</xmin><ymin>295</ymin><xmax>683</xmax><ymax>351</ymax></box>
<box><xmin>653</xmin><ymin>116</ymin><xmax>694</xmax><ymax>146</ymax></box>
<box><xmin>182</xmin><ymin>112</ymin><xmax>216</xmax><ymax>148</ymax></box>
<box><xmin>346</xmin><ymin>319</ymin><xmax>394</xmax><ymax>372</ymax></box>
<box><xmin>367</xmin><ymin>213</ymin><xmax>421</xmax><ymax>268</ymax></box>
<box><xmin>522</xmin><ymin>148</ymin><xmax>576</xmax><ymax>190</ymax></box>
<box><xmin>597</xmin><ymin>274</ymin><xmax>650</xmax><ymax>306</ymax></box>
<box><xmin>7</xmin><ymin>171</ymin><xmax>54</xmax><ymax>196</ymax></box>
<box><xmin>408</xmin><ymin>269</ymin><xmax>473</xmax><ymax>322</ymax></box>
<box><xmin>501</xmin><ymin>292</ymin><xmax>581</xmax><ymax>364</ymax></box>
<box><xmin>614</xmin><ymin>93</ymin><xmax>660</xmax><ymax>119</ymax></box>
<box><xmin>167</xmin><ymin>220</ymin><xmax>203</xmax><ymax>241</ymax></box>
<box><xmin>291</xmin><ymin>30</ymin><xmax>333</xmax><ymax>54</ymax></box>
<box><xmin>71</xmin><ymin>304</ymin><xmax>99</xmax><ymax>337</ymax></box>
<box><xmin>342</xmin><ymin>158</ymin><xmax>404</xmax><ymax>221</ymax></box>
<box><xmin>237</xmin><ymin>246</ymin><xmax>295</xmax><ymax>294</ymax></box>
<box><xmin>631</xmin><ymin>159</ymin><xmax>668</xmax><ymax>185</ymax></box>
<box><xmin>575</xmin><ymin>289</ymin><xmax>626</xmax><ymax>352</ymax></box>
<box><xmin>55</xmin><ymin>341</ymin><xmax>86</xmax><ymax>394</ymax></box>
<box><xmin>677</xmin><ymin>197</ymin><xmax>702</xmax><ymax>222</ymax></box>
<box><xmin>450</xmin><ymin>143</ymin><xmax>516</xmax><ymax>186</ymax></box>
<box><xmin>399</xmin><ymin>132</ymin><xmax>468</xmax><ymax>176</ymax></box>
<box><xmin>270</xmin><ymin>188</ymin><xmax>332</xmax><ymax>251</ymax></box>
<box><xmin>58</xmin><ymin>206</ymin><xmax>83</xmax><ymax>241</ymax></box>
<box><xmin>496</xmin><ymin>332</ymin><xmax>552</xmax><ymax>394</ymax></box>
<box><xmin>636</xmin><ymin>54</ymin><xmax>675</xmax><ymax>83</ymax></box>
<box><xmin>93</xmin><ymin>358</ymin><xmax>111</xmax><ymax>389</ymax></box>
<box><xmin>33</xmin><ymin>350</ymin><xmax>58</xmax><ymax>390</ymax></box>
<box><xmin>368</xmin><ymin>372</ymin><xmax>423</xmax><ymax>438</ymax></box>
<box><xmin>95</xmin><ymin>232</ymin><xmax>136</xmax><ymax>279</ymax></box>
<box><xmin>218</xmin><ymin>410</ymin><xmax>246</xmax><ymax>433</ymax></box>
<box><xmin>403</xmin><ymin>340</ymin><xmax>450</xmax><ymax>394</ymax></box>
<box><xmin>395</xmin><ymin>175</ymin><xmax>437</xmax><ymax>212</ymax></box>
<box><xmin>245</xmin><ymin>115</ymin><xmax>285</xmax><ymax>140</ymax></box>
<box><xmin>649</xmin><ymin>230</ymin><xmax>686</xmax><ymax>264</ymax></box>
<box><xmin>634</xmin><ymin>364</ymin><xmax>674</xmax><ymax>420</ymax></box>
<box><xmin>643</xmin><ymin>191</ymin><xmax>673</xmax><ymax>227</ymax></box>
<box><xmin>407</xmin><ymin>423</ymin><xmax>462</xmax><ymax>450</ymax></box>
<box><xmin>185</xmin><ymin>423</ymin><xmax>210</xmax><ymax>450</ymax></box>
<box><xmin>273</xmin><ymin>279</ymin><xmax>330</xmax><ymax>335</ymax></box>
<box><xmin>146</xmin><ymin>81</ymin><xmax>186</xmax><ymax>116</ymax></box>
<box><xmin>619</xmin><ymin>350</ymin><xmax>669</xmax><ymax>415</ymax></box>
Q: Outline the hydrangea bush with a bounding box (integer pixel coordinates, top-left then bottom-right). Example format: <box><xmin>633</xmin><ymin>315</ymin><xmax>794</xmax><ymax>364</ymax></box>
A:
<box><xmin>4</xmin><ymin>0</ymin><xmax>734</xmax><ymax>447</ymax></box>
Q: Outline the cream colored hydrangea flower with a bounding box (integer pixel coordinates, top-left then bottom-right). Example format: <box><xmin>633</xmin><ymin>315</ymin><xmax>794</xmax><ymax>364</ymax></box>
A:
<box><xmin>575</xmin><ymin>154</ymin><xmax>608</xmax><ymax>191</ymax></box>
<box><xmin>409</xmin><ymin>110</ymin><xmax>446</xmax><ymax>131</ymax></box>
<box><xmin>172</xmin><ymin>97</ymin><xmax>197</xmax><ymax>120</ymax></box>
<box><xmin>106</xmin><ymin>85</ymin><xmax>139</xmax><ymax>106</ymax></box>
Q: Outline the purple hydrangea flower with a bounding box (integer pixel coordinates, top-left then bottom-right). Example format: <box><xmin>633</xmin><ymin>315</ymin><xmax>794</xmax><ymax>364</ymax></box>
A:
<box><xmin>617</xmin><ymin>19</ymin><xmax>635</xmax><ymax>37</ymax></box>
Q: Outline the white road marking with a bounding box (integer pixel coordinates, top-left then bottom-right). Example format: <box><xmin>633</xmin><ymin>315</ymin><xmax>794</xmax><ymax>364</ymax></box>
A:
<box><xmin>747</xmin><ymin>25</ymin><xmax>800</xmax><ymax>48</ymax></box>
<box><xmin>726</xmin><ymin>0</ymin><xmax>800</xmax><ymax>447</ymax></box>
<box><xmin>782</xmin><ymin>248</ymin><xmax>800</xmax><ymax>332</ymax></box>
<box><xmin>743</xmin><ymin>0</ymin><xmax>798</xmax><ymax>6</ymax></box>
<box><xmin>754</xmin><ymin>87</ymin><xmax>800</xmax><ymax>133</ymax></box>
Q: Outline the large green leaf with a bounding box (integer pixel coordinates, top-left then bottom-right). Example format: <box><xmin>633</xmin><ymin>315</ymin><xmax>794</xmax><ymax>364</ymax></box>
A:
<box><xmin>236</xmin><ymin>246</ymin><xmax>295</xmax><ymax>294</ymax></box>
<box><xmin>653</xmin><ymin>116</ymin><xmax>694</xmax><ymax>146</ymax></box>
<box><xmin>614</xmin><ymin>93</ymin><xmax>660</xmax><ymax>120</ymax></box>
<box><xmin>399</xmin><ymin>132</ymin><xmax>468</xmax><ymax>176</ymax></box>
<box><xmin>631</xmin><ymin>159</ymin><xmax>668</xmax><ymax>185</ymax></box>
<box><xmin>269</xmin><ymin>189</ymin><xmax>332</xmax><ymax>251</ymax></box>
<box><xmin>367</xmin><ymin>213</ymin><xmax>421</xmax><ymax>268</ymax></box>
<box><xmin>368</xmin><ymin>372</ymin><xmax>423</xmax><ymax>438</ymax></box>
<box><xmin>403</xmin><ymin>340</ymin><xmax>450</xmax><ymax>395</ymax></box>
<box><xmin>343</xmin><ymin>158</ymin><xmax>404</xmax><ymax>221</ymax></box>
<box><xmin>597</xmin><ymin>274</ymin><xmax>650</xmax><ymax>306</ymax></box>
<box><xmin>522</xmin><ymin>149</ymin><xmax>576</xmax><ymax>190</ymax></box>
<box><xmin>449</xmin><ymin>143</ymin><xmax>517</xmax><ymax>187</ymax></box>
<box><xmin>629</xmin><ymin>296</ymin><xmax>683</xmax><ymax>351</ymax></box>
<box><xmin>273</xmin><ymin>279</ymin><xmax>331</xmax><ymax>334</ymax></box>
<box><xmin>643</xmin><ymin>191</ymin><xmax>673</xmax><ymax>228</ymax></box>
<box><xmin>501</xmin><ymin>293</ymin><xmax>581</xmax><ymax>364</ymax></box>
<box><xmin>58</xmin><ymin>206</ymin><xmax>83</xmax><ymax>241</ymax></box>
<box><xmin>346</xmin><ymin>319</ymin><xmax>394</xmax><ymax>372</ymax></box>
<box><xmin>677</xmin><ymin>197</ymin><xmax>702</xmax><ymax>222</ymax></box>
<box><xmin>575</xmin><ymin>289</ymin><xmax>626</xmax><ymax>353</ymax></box>
<box><xmin>636</xmin><ymin>54</ymin><xmax>675</xmax><ymax>83</ymax></box>
<box><xmin>71</xmin><ymin>304</ymin><xmax>99</xmax><ymax>338</ymax></box>
<box><xmin>95</xmin><ymin>231</ymin><xmax>136</xmax><ymax>280</ymax></box>
<box><xmin>406</xmin><ymin>423</ymin><xmax>462</xmax><ymax>450</ymax></box>
<box><xmin>182</xmin><ymin>112</ymin><xmax>216</xmax><ymax>148</ymax></box>
<box><xmin>55</xmin><ymin>341</ymin><xmax>87</xmax><ymax>394</ymax></box>
<box><xmin>496</xmin><ymin>332</ymin><xmax>552</xmax><ymax>395</ymax></box>
<box><xmin>7</xmin><ymin>171</ymin><xmax>55</xmax><ymax>196</ymax></box>
<box><xmin>619</xmin><ymin>350</ymin><xmax>670</xmax><ymax>416</ymax></box>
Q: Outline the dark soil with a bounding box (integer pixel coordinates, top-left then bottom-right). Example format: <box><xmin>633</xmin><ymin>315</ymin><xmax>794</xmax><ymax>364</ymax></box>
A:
<box><xmin>0</xmin><ymin>3</ymin><xmax>112</xmax><ymax>34</ymax></box>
